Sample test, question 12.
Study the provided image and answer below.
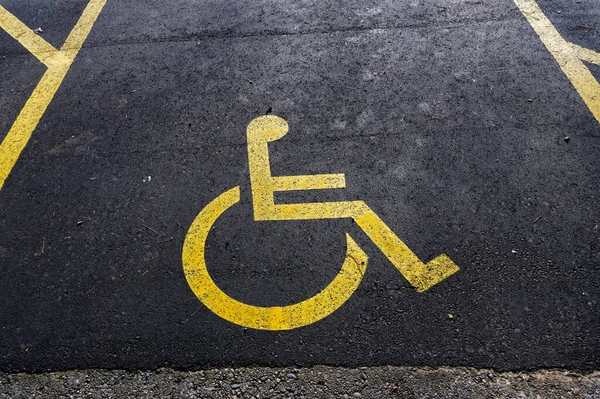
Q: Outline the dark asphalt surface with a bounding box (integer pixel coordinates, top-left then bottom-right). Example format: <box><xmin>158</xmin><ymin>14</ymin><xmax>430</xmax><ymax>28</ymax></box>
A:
<box><xmin>0</xmin><ymin>0</ymin><xmax>599</xmax><ymax>372</ymax></box>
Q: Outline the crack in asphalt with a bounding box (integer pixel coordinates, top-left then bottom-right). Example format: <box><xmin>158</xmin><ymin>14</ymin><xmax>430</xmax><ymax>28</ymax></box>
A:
<box><xmin>0</xmin><ymin>14</ymin><xmax>522</xmax><ymax>59</ymax></box>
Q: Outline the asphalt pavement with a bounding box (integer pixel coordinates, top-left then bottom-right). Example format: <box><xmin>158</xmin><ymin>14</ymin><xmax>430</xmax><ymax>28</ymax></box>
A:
<box><xmin>0</xmin><ymin>0</ymin><xmax>599</xmax><ymax>373</ymax></box>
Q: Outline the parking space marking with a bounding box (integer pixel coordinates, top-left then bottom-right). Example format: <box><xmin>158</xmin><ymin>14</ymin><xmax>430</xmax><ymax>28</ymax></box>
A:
<box><xmin>0</xmin><ymin>9</ymin><xmax>68</xmax><ymax>67</ymax></box>
<box><xmin>514</xmin><ymin>0</ymin><xmax>600</xmax><ymax>123</ymax></box>
<box><xmin>183</xmin><ymin>116</ymin><xmax>460</xmax><ymax>330</ymax></box>
<box><xmin>245</xmin><ymin>116</ymin><xmax>459</xmax><ymax>293</ymax></box>
<box><xmin>571</xmin><ymin>44</ymin><xmax>600</xmax><ymax>65</ymax></box>
<box><xmin>184</xmin><ymin>187</ymin><xmax>369</xmax><ymax>331</ymax></box>
<box><xmin>0</xmin><ymin>0</ymin><xmax>107</xmax><ymax>190</ymax></box>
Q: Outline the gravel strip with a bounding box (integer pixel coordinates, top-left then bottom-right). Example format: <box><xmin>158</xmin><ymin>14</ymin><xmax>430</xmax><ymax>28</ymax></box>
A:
<box><xmin>1</xmin><ymin>366</ymin><xmax>599</xmax><ymax>398</ymax></box>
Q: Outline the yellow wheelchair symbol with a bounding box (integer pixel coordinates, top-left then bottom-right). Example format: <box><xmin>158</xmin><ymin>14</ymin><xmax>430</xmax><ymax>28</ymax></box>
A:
<box><xmin>183</xmin><ymin>115</ymin><xmax>459</xmax><ymax>330</ymax></box>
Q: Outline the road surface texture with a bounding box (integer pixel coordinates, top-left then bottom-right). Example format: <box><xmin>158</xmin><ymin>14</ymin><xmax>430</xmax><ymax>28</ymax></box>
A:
<box><xmin>0</xmin><ymin>0</ymin><xmax>599</xmax><ymax>396</ymax></box>
<box><xmin>1</xmin><ymin>367</ymin><xmax>600</xmax><ymax>398</ymax></box>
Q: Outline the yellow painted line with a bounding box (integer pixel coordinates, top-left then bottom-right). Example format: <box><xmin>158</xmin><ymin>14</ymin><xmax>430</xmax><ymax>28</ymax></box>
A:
<box><xmin>0</xmin><ymin>65</ymin><xmax>71</xmax><ymax>189</ymax></box>
<box><xmin>0</xmin><ymin>0</ymin><xmax>107</xmax><ymax>190</ymax></box>
<box><xmin>571</xmin><ymin>44</ymin><xmax>600</xmax><ymax>66</ymax></box>
<box><xmin>354</xmin><ymin>206</ymin><xmax>459</xmax><ymax>292</ymax></box>
<box><xmin>182</xmin><ymin>186</ymin><xmax>368</xmax><ymax>331</ymax></box>
<box><xmin>272</xmin><ymin>174</ymin><xmax>346</xmax><ymax>191</ymax></box>
<box><xmin>61</xmin><ymin>0</ymin><xmax>107</xmax><ymax>56</ymax></box>
<box><xmin>0</xmin><ymin>6</ymin><xmax>67</xmax><ymax>67</ymax></box>
<box><xmin>514</xmin><ymin>0</ymin><xmax>600</xmax><ymax>123</ymax></box>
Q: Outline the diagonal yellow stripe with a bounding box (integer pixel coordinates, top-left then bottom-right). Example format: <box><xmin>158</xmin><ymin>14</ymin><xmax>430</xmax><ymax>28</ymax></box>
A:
<box><xmin>571</xmin><ymin>43</ymin><xmax>600</xmax><ymax>66</ymax></box>
<box><xmin>61</xmin><ymin>0</ymin><xmax>107</xmax><ymax>57</ymax></box>
<box><xmin>514</xmin><ymin>0</ymin><xmax>600</xmax><ymax>123</ymax></box>
<box><xmin>0</xmin><ymin>0</ymin><xmax>107</xmax><ymax>190</ymax></box>
<box><xmin>0</xmin><ymin>6</ymin><xmax>68</xmax><ymax>67</ymax></box>
<box><xmin>0</xmin><ymin>65</ymin><xmax>71</xmax><ymax>189</ymax></box>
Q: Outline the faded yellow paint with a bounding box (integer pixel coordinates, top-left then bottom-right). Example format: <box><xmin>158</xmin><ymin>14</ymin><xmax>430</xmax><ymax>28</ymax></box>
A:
<box><xmin>0</xmin><ymin>0</ymin><xmax>107</xmax><ymax>190</ymax></box>
<box><xmin>182</xmin><ymin>186</ymin><xmax>368</xmax><ymax>330</ymax></box>
<box><xmin>184</xmin><ymin>115</ymin><xmax>459</xmax><ymax>330</ymax></box>
<box><xmin>514</xmin><ymin>0</ymin><xmax>600</xmax><ymax>123</ymax></box>
<box><xmin>570</xmin><ymin>44</ymin><xmax>600</xmax><ymax>66</ymax></box>
<box><xmin>353</xmin><ymin>206</ymin><xmax>459</xmax><ymax>293</ymax></box>
<box><xmin>0</xmin><ymin>7</ymin><xmax>68</xmax><ymax>67</ymax></box>
<box><xmin>183</xmin><ymin>115</ymin><xmax>459</xmax><ymax>330</ymax></box>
